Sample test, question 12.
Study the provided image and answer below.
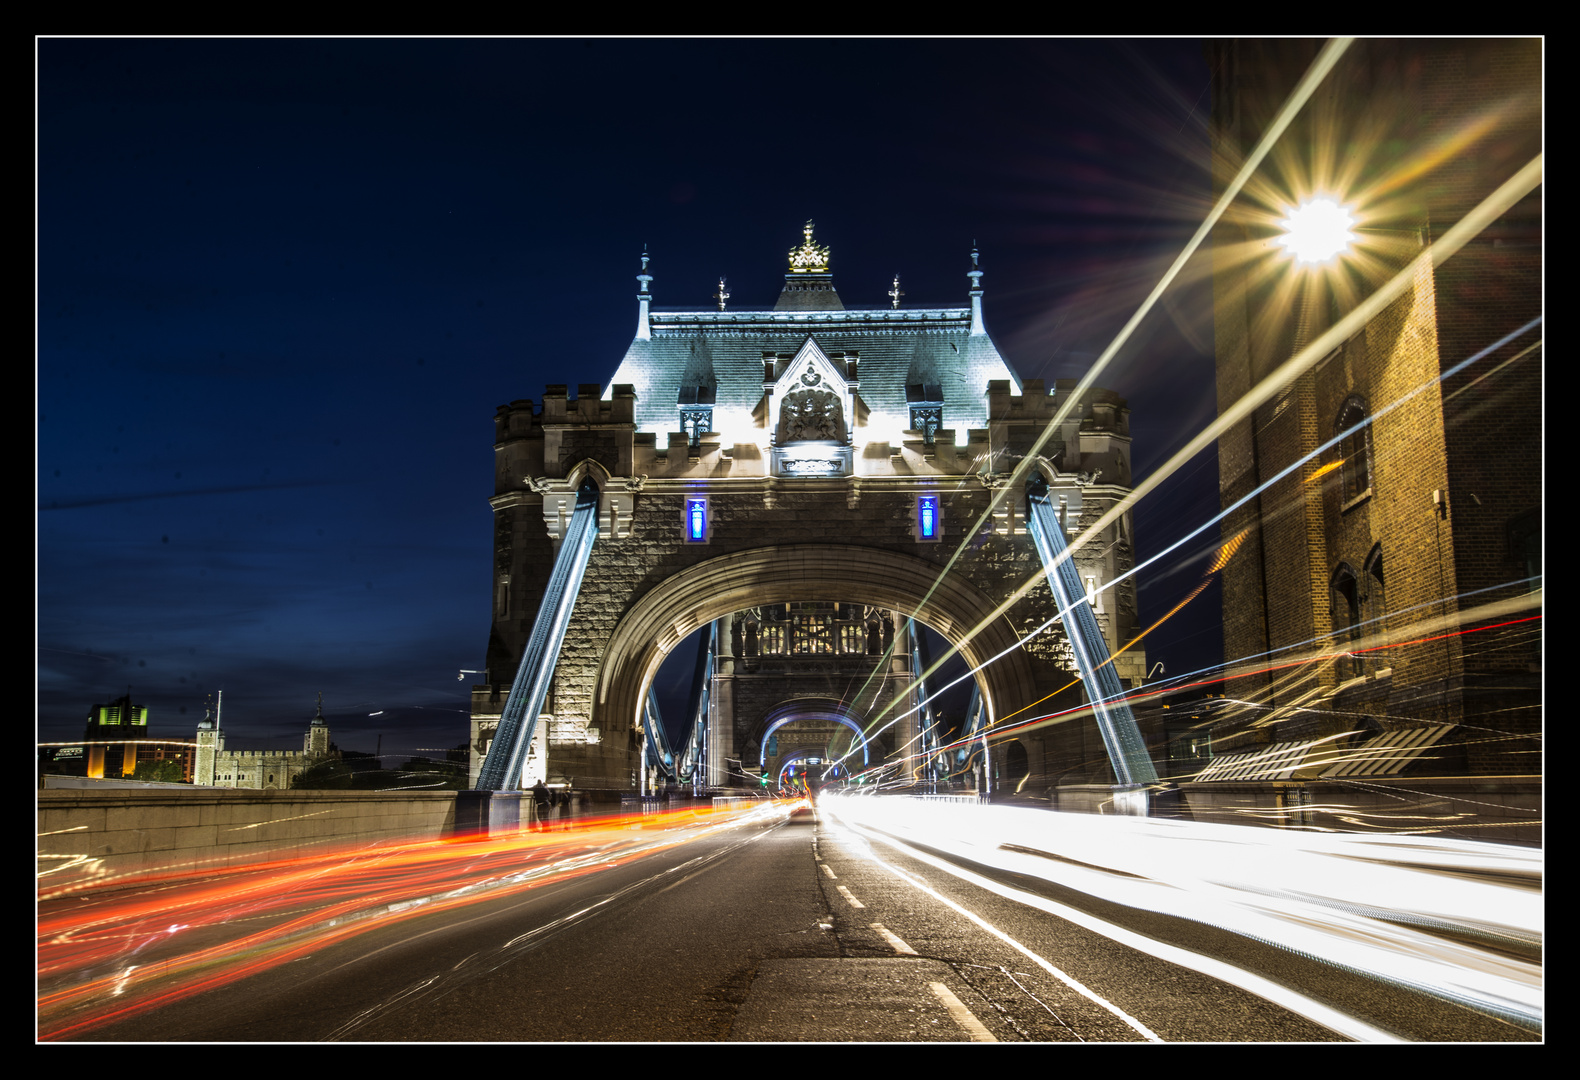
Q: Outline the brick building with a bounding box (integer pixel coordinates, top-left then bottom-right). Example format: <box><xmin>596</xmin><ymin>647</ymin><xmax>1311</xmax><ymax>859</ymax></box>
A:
<box><xmin>1202</xmin><ymin>39</ymin><xmax>1541</xmax><ymax>811</ymax></box>
<box><xmin>46</xmin><ymin>693</ymin><xmax>195</xmax><ymax>782</ymax></box>
<box><xmin>473</xmin><ymin>226</ymin><xmax>1150</xmax><ymax>795</ymax></box>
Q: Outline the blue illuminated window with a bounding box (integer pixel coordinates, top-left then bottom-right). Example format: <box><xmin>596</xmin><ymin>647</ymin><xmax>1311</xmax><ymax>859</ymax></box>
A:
<box><xmin>915</xmin><ymin>495</ymin><xmax>941</xmax><ymax>542</ymax></box>
<box><xmin>685</xmin><ymin>497</ymin><xmax>708</xmax><ymax>543</ymax></box>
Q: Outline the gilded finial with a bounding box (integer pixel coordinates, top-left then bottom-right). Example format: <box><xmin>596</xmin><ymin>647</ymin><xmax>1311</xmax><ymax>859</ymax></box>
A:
<box><xmin>788</xmin><ymin>220</ymin><xmax>831</xmax><ymax>273</ymax></box>
<box><xmin>889</xmin><ymin>274</ymin><xmax>904</xmax><ymax>309</ymax></box>
<box><xmin>714</xmin><ymin>276</ymin><xmax>730</xmax><ymax>311</ymax></box>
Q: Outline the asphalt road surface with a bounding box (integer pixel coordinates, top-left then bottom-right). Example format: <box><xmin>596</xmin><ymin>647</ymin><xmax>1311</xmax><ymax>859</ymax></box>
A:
<box><xmin>43</xmin><ymin>805</ymin><xmax>1536</xmax><ymax>1042</ymax></box>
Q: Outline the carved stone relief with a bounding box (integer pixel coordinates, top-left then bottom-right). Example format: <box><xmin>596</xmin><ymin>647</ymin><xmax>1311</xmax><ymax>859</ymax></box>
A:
<box><xmin>778</xmin><ymin>387</ymin><xmax>845</xmax><ymax>443</ymax></box>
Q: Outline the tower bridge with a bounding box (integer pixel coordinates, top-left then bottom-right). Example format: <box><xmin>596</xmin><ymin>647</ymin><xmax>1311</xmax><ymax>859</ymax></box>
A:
<box><xmin>470</xmin><ymin>226</ymin><xmax>1153</xmax><ymax>801</ymax></box>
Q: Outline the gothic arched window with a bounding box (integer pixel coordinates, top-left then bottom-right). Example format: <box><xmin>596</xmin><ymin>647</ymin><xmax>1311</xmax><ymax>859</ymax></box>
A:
<box><xmin>1508</xmin><ymin>509</ymin><xmax>1541</xmax><ymax>592</ymax></box>
<box><xmin>906</xmin><ymin>382</ymin><xmax>945</xmax><ymax>445</ymax></box>
<box><xmin>1336</xmin><ymin>396</ymin><xmax>1372</xmax><ymax>503</ymax></box>
<box><xmin>1363</xmin><ymin>543</ymin><xmax>1385</xmax><ymax>629</ymax></box>
<box><xmin>677</xmin><ymin>385</ymin><xmax>715</xmax><ymax>451</ymax></box>
<box><xmin>1331</xmin><ymin>562</ymin><xmax>1362</xmax><ymax>681</ymax></box>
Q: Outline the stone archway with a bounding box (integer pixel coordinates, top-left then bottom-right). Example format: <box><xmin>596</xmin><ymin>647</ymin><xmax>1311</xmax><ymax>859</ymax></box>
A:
<box><xmin>592</xmin><ymin>544</ymin><xmax>1038</xmax><ymax>777</ymax></box>
<box><xmin>1003</xmin><ymin>739</ymin><xmax>1031</xmax><ymax>792</ymax></box>
<box><xmin>748</xmin><ymin>698</ymin><xmax>872</xmax><ymax>784</ymax></box>
<box><xmin>755</xmin><ymin>701</ymin><xmax>873</xmax><ymax>768</ymax></box>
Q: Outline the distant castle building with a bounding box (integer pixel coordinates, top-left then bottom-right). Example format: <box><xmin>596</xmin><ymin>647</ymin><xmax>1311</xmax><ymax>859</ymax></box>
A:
<box><xmin>193</xmin><ymin>692</ymin><xmax>337</xmax><ymax>789</ymax></box>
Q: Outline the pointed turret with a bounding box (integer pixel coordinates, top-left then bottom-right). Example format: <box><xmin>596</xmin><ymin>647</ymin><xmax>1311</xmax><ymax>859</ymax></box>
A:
<box><xmin>194</xmin><ymin>691</ymin><xmax>223</xmax><ymax>786</ymax></box>
<box><xmin>635</xmin><ymin>248</ymin><xmax>653</xmax><ymax>340</ymax></box>
<box><xmin>306</xmin><ymin>691</ymin><xmax>331</xmax><ymax>758</ymax></box>
<box><xmin>967</xmin><ymin>244</ymin><xmax>985</xmax><ymax>335</ymax></box>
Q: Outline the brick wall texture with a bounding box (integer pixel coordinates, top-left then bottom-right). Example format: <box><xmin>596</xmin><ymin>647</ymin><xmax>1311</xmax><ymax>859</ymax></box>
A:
<box><xmin>1208</xmin><ymin>39</ymin><xmax>1541</xmax><ymax>771</ymax></box>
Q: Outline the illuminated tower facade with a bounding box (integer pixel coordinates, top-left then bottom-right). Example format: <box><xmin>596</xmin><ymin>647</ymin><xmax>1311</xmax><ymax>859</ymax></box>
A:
<box><xmin>475</xmin><ymin>224</ymin><xmax>1149</xmax><ymax>794</ymax></box>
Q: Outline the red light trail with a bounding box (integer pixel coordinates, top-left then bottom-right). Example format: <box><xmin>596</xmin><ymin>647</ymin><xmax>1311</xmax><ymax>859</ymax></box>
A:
<box><xmin>38</xmin><ymin>804</ymin><xmax>776</xmax><ymax>1040</ymax></box>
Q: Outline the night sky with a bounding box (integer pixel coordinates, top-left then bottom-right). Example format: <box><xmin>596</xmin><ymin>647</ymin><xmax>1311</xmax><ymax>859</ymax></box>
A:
<box><xmin>37</xmin><ymin>38</ymin><xmax>1223</xmax><ymax>762</ymax></box>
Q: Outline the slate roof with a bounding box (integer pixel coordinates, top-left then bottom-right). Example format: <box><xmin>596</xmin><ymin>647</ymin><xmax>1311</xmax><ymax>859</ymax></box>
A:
<box><xmin>604</xmin><ymin>304</ymin><xmax>1022</xmax><ymax>443</ymax></box>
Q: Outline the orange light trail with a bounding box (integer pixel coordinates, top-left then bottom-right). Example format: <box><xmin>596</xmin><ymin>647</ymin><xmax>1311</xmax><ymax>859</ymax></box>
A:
<box><xmin>37</xmin><ymin>804</ymin><xmax>779</xmax><ymax>1040</ymax></box>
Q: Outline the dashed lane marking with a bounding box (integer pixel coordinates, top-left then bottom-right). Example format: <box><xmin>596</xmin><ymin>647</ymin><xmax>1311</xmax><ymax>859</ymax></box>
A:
<box><xmin>931</xmin><ymin>981</ymin><xmax>998</xmax><ymax>1042</ymax></box>
<box><xmin>870</xmin><ymin>922</ymin><xmax>918</xmax><ymax>956</ymax></box>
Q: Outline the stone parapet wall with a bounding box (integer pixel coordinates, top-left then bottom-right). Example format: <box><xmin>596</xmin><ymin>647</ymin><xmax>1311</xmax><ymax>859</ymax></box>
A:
<box><xmin>37</xmin><ymin>788</ymin><xmax>459</xmax><ymax>897</ymax></box>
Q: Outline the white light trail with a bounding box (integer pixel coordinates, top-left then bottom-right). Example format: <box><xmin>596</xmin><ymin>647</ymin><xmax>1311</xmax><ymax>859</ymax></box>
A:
<box><xmin>844</xmin><ymin>314</ymin><xmax>1541</xmax><ymax>771</ymax></box>
<box><xmin>836</xmin><ymin>40</ymin><xmax>1359</xmax><ymax>736</ymax></box>
<box><xmin>834</xmin><ymin>73</ymin><xmax>1544</xmax><ymax>760</ymax></box>
<box><xmin>825</xmin><ymin>795</ymin><xmax>1539</xmax><ymax>1039</ymax></box>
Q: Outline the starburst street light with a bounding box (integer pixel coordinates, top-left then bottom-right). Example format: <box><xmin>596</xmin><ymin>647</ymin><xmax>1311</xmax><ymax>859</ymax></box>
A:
<box><xmin>1276</xmin><ymin>197</ymin><xmax>1356</xmax><ymax>264</ymax></box>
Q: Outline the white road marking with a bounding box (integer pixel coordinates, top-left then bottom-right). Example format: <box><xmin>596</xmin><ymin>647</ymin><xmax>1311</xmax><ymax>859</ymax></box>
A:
<box><xmin>870</xmin><ymin>922</ymin><xmax>918</xmax><ymax>956</ymax></box>
<box><xmin>842</xmin><ymin>817</ymin><xmax>1404</xmax><ymax>1044</ymax></box>
<box><xmin>821</xmin><ymin>864</ymin><xmax>837</xmax><ymax>879</ymax></box>
<box><xmin>841</xmin><ymin>826</ymin><xmax>1159</xmax><ymax>1040</ymax></box>
<box><xmin>931</xmin><ymin>981</ymin><xmax>998</xmax><ymax>1041</ymax></box>
<box><xmin>837</xmin><ymin>885</ymin><xmax>865</xmax><ymax>909</ymax></box>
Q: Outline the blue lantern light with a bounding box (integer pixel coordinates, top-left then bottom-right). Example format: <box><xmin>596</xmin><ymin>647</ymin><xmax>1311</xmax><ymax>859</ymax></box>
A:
<box><xmin>686</xmin><ymin>497</ymin><xmax>707</xmax><ymax>542</ymax></box>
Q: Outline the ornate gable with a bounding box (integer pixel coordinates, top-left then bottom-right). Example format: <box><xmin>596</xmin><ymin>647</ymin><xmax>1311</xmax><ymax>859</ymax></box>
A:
<box><xmin>766</xmin><ymin>338</ymin><xmax>855</xmax><ymax>476</ymax></box>
<box><xmin>772</xmin><ymin>338</ymin><xmax>852</xmax><ymax>447</ymax></box>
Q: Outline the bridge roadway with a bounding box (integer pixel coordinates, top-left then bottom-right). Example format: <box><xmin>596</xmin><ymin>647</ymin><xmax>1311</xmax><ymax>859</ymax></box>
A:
<box><xmin>40</xmin><ymin>804</ymin><xmax>1535</xmax><ymax>1043</ymax></box>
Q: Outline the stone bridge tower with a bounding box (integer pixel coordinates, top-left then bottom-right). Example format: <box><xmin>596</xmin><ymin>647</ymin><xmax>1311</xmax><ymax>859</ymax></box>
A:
<box><xmin>472</xmin><ymin>225</ymin><xmax>1147</xmax><ymax>794</ymax></box>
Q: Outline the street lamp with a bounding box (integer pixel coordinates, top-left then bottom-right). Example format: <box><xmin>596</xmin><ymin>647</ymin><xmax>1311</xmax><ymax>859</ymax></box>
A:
<box><xmin>1276</xmin><ymin>197</ymin><xmax>1356</xmax><ymax>265</ymax></box>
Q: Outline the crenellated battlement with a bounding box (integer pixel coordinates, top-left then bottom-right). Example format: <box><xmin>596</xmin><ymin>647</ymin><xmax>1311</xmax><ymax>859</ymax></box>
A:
<box><xmin>986</xmin><ymin>378</ymin><xmax>1130</xmax><ymax>434</ymax></box>
<box><xmin>984</xmin><ymin>379</ymin><xmax>1133</xmax><ymax>487</ymax></box>
<box><xmin>495</xmin><ymin>377</ymin><xmax>1134</xmax><ymax>488</ymax></box>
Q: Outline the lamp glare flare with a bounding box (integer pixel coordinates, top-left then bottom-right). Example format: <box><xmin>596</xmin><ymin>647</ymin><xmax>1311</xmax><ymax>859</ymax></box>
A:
<box><xmin>1276</xmin><ymin>197</ymin><xmax>1356</xmax><ymax>264</ymax></box>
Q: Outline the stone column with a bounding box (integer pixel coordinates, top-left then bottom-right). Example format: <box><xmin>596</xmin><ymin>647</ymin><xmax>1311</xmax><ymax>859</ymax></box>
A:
<box><xmin>708</xmin><ymin>667</ymin><xmax>735</xmax><ymax>789</ymax></box>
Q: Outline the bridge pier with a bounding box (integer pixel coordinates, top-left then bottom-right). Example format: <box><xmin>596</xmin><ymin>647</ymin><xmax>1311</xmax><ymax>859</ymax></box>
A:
<box><xmin>453</xmin><ymin>789</ymin><xmax>524</xmax><ymax>837</ymax></box>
